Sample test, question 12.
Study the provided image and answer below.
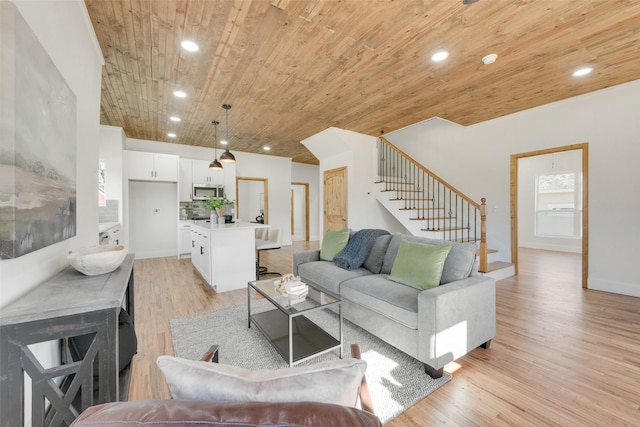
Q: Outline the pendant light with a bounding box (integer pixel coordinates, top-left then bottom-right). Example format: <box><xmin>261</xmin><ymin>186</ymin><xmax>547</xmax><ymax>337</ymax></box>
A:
<box><xmin>219</xmin><ymin>104</ymin><xmax>236</xmax><ymax>163</ymax></box>
<box><xmin>209</xmin><ymin>120</ymin><xmax>223</xmax><ymax>170</ymax></box>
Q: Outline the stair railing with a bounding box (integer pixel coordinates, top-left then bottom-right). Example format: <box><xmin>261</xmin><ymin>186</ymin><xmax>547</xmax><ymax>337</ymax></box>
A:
<box><xmin>377</xmin><ymin>137</ymin><xmax>488</xmax><ymax>272</ymax></box>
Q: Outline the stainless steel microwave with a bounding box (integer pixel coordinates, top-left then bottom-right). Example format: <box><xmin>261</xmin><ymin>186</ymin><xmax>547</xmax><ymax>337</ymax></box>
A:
<box><xmin>192</xmin><ymin>184</ymin><xmax>224</xmax><ymax>200</ymax></box>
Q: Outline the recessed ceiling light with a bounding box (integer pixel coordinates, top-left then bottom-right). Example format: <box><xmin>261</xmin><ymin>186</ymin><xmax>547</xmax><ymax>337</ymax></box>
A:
<box><xmin>167</xmin><ymin>133</ymin><xmax>176</xmax><ymax>138</ymax></box>
<box><xmin>173</xmin><ymin>90</ymin><xmax>187</xmax><ymax>98</ymax></box>
<box><xmin>169</xmin><ymin>116</ymin><xmax>181</xmax><ymax>122</ymax></box>
<box><xmin>220</xmin><ymin>139</ymin><xmax>228</xmax><ymax>145</ymax></box>
<box><xmin>263</xmin><ymin>146</ymin><xmax>271</xmax><ymax>151</ymax></box>
<box><xmin>482</xmin><ymin>54</ymin><xmax>498</xmax><ymax>65</ymax></box>
<box><xmin>181</xmin><ymin>40</ymin><xmax>199</xmax><ymax>52</ymax></box>
<box><xmin>431</xmin><ymin>51</ymin><xmax>449</xmax><ymax>62</ymax></box>
<box><xmin>573</xmin><ymin>67</ymin><xmax>593</xmax><ymax>77</ymax></box>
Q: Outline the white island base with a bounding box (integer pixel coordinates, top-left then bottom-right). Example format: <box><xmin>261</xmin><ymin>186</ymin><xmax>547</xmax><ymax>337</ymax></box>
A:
<box><xmin>190</xmin><ymin>222</ymin><xmax>269</xmax><ymax>293</ymax></box>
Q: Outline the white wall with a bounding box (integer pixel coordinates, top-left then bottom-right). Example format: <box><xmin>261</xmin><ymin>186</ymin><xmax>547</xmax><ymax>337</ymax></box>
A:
<box><xmin>99</xmin><ymin>125</ymin><xmax>125</xmax><ymax>222</ymax></box>
<box><xmin>302</xmin><ymin>127</ymin><xmax>406</xmax><ymax>239</ymax></box>
<box><xmin>1</xmin><ymin>0</ymin><xmax>103</xmax><ymax>305</ymax></box>
<box><xmin>0</xmin><ymin>0</ymin><xmax>103</xmax><ymax>422</ymax></box>
<box><xmin>124</xmin><ymin>138</ymin><xmax>294</xmax><ymax>245</ymax></box>
<box><xmin>291</xmin><ymin>162</ymin><xmax>320</xmax><ymax>241</ymax></box>
<box><xmin>386</xmin><ymin>81</ymin><xmax>640</xmax><ymax>297</ymax></box>
<box><xmin>518</xmin><ymin>151</ymin><xmax>582</xmax><ymax>253</ymax></box>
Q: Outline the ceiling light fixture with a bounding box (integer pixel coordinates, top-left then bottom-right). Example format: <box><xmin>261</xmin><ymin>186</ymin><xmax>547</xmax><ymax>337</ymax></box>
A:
<box><xmin>482</xmin><ymin>53</ymin><xmax>498</xmax><ymax>65</ymax></box>
<box><xmin>181</xmin><ymin>40</ymin><xmax>199</xmax><ymax>52</ymax></box>
<box><xmin>219</xmin><ymin>104</ymin><xmax>236</xmax><ymax>163</ymax></box>
<box><xmin>263</xmin><ymin>146</ymin><xmax>271</xmax><ymax>151</ymax></box>
<box><xmin>573</xmin><ymin>67</ymin><xmax>593</xmax><ymax>77</ymax></box>
<box><xmin>173</xmin><ymin>90</ymin><xmax>187</xmax><ymax>98</ymax></box>
<box><xmin>209</xmin><ymin>120</ymin><xmax>223</xmax><ymax>170</ymax></box>
<box><xmin>167</xmin><ymin>133</ymin><xmax>176</xmax><ymax>138</ymax></box>
<box><xmin>431</xmin><ymin>51</ymin><xmax>449</xmax><ymax>62</ymax></box>
<box><xmin>170</xmin><ymin>116</ymin><xmax>181</xmax><ymax>122</ymax></box>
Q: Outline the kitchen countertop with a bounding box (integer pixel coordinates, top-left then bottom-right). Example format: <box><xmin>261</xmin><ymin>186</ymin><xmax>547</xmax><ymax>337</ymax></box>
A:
<box><xmin>189</xmin><ymin>221</ymin><xmax>269</xmax><ymax>232</ymax></box>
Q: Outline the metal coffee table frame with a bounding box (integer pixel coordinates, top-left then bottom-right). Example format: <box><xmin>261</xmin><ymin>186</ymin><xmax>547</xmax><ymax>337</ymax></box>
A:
<box><xmin>248</xmin><ymin>279</ymin><xmax>343</xmax><ymax>366</ymax></box>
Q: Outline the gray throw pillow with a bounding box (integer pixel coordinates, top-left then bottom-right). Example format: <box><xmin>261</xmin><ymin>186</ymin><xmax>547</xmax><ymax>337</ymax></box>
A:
<box><xmin>364</xmin><ymin>234</ymin><xmax>392</xmax><ymax>274</ymax></box>
<box><xmin>156</xmin><ymin>356</ymin><xmax>366</xmax><ymax>408</ymax></box>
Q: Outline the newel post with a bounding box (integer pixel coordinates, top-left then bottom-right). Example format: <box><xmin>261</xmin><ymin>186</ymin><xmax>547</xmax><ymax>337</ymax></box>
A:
<box><xmin>479</xmin><ymin>197</ymin><xmax>488</xmax><ymax>273</ymax></box>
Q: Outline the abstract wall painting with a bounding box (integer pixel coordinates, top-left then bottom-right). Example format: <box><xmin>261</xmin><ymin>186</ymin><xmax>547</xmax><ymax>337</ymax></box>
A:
<box><xmin>0</xmin><ymin>1</ymin><xmax>77</xmax><ymax>259</ymax></box>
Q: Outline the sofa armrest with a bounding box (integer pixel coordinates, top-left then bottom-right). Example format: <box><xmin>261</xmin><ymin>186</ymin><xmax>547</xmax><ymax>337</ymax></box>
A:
<box><xmin>293</xmin><ymin>250</ymin><xmax>320</xmax><ymax>276</ymax></box>
<box><xmin>417</xmin><ymin>275</ymin><xmax>496</xmax><ymax>370</ymax></box>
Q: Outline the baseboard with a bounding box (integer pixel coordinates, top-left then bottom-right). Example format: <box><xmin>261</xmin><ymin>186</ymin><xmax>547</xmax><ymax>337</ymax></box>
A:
<box><xmin>588</xmin><ymin>278</ymin><xmax>640</xmax><ymax>297</ymax></box>
<box><xmin>134</xmin><ymin>250</ymin><xmax>178</xmax><ymax>259</ymax></box>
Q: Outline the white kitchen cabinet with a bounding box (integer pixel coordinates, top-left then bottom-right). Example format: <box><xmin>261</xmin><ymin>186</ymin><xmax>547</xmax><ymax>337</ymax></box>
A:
<box><xmin>189</xmin><ymin>222</ymin><xmax>267</xmax><ymax>293</ymax></box>
<box><xmin>179</xmin><ymin>158</ymin><xmax>193</xmax><ymax>201</ymax></box>
<box><xmin>192</xmin><ymin>159</ymin><xmax>224</xmax><ymax>185</ymax></box>
<box><xmin>179</xmin><ymin>222</ymin><xmax>192</xmax><ymax>258</ymax></box>
<box><xmin>127</xmin><ymin>151</ymin><xmax>178</xmax><ymax>182</ymax></box>
<box><xmin>190</xmin><ymin>228</ymin><xmax>211</xmax><ymax>285</ymax></box>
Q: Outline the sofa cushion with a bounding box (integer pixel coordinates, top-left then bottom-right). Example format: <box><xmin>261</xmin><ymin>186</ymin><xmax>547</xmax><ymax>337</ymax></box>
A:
<box><xmin>382</xmin><ymin>234</ymin><xmax>477</xmax><ymax>284</ymax></box>
<box><xmin>298</xmin><ymin>261</ymin><xmax>371</xmax><ymax>294</ymax></box>
<box><xmin>320</xmin><ymin>228</ymin><xmax>350</xmax><ymax>261</ymax></box>
<box><xmin>334</xmin><ymin>229</ymin><xmax>389</xmax><ymax>271</ymax></box>
<box><xmin>340</xmin><ymin>275</ymin><xmax>420</xmax><ymax>329</ymax></box>
<box><xmin>156</xmin><ymin>356</ymin><xmax>367</xmax><ymax>408</ymax></box>
<box><xmin>363</xmin><ymin>234</ymin><xmax>392</xmax><ymax>274</ymax></box>
<box><xmin>388</xmin><ymin>241</ymin><xmax>451</xmax><ymax>290</ymax></box>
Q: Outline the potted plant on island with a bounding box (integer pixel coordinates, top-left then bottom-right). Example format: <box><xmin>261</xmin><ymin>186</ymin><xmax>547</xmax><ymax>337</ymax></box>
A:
<box><xmin>203</xmin><ymin>196</ymin><xmax>233</xmax><ymax>224</ymax></box>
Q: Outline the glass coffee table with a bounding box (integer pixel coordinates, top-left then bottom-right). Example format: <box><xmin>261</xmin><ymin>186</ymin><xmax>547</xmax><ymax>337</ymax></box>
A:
<box><xmin>247</xmin><ymin>278</ymin><xmax>343</xmax><ymax>367</ymax></box>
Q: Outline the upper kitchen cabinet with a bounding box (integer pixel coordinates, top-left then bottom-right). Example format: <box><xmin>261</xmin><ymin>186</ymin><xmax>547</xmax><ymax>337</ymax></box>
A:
<box><xmin>192</xmin><ymin>159</ymin><xmax>224</xmax><ymax>185</ymax></box>
<box><xmin>127</xmin><ymin>151</ymin><xmax>178</xmax><ymax>182</ymax></box>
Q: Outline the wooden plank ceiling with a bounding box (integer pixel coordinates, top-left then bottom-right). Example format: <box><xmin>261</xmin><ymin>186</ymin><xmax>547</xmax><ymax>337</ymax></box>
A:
<box><xmin>86</xmin><ymin>0</ymin><xmax>640</xmax><ymax>164</ymax></box>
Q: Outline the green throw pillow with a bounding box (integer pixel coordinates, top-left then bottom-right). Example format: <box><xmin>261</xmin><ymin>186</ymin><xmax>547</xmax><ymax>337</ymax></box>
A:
<box><xmin>388</xmin><ymin>240</ymin><xmax>452</xmax><ymax>290</ymax></box>
<box><xmin>320</xmin><ymin>228</ymin><xmax>350</xmax><ymax>261</ymax></box>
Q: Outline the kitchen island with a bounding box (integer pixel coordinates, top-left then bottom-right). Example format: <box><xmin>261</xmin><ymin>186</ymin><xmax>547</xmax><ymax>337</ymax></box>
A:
<box><xmin>190</xmin><ymin>221</ymin><xmax>269</xmax><ymax>293</ymax></box>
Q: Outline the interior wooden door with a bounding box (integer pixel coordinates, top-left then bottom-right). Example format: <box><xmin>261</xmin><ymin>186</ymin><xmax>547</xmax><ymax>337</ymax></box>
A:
<box><xmin>323</xmin><ymin>167</ymin><xmax>348</xmax><ymax>233</ymax></box>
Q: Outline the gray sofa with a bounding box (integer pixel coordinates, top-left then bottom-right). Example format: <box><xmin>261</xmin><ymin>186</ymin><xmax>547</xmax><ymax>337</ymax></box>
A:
<box><xmin>293</xmin><ymin>232</ymin><xmax>496</xmax><ymax>378</ymax></box>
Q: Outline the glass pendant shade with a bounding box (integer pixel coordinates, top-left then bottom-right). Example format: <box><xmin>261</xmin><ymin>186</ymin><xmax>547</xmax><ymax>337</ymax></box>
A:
<box><xmin>209</xmin><ymin>159</ymin><xmax>223</xmax><ymax>170</ymax></box>
<box><xmin>219</xmin><ymin>149</ymin><xmax>236</xmax><ymax>163</ymax></box>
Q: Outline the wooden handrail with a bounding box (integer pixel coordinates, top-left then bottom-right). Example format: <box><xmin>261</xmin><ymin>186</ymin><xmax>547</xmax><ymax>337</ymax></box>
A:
<box><xmin>378</xmin><ymin>136</ymin><xmax>488</xmax><ymax>273</ymax></box>
<box><xmin>379</xmin><ymin>137</ymin><xmax>480</xmax><ymax>209</ymax></box>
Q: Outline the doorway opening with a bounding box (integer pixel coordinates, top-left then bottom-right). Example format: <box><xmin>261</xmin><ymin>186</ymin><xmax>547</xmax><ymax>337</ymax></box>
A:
<box><xmin>291</xmin><ymin>182</ymin><xmax>310</xmax><ymax>241</ymax></box>
<box><xmin>510</xmin><ymin>143</ymin><xmax>589</xmax><ymax>288</ymax></box>
<box><xmin>236</xmin><ymin>177</ymin><xmax>268</xmax><ymax>224</ymax></box>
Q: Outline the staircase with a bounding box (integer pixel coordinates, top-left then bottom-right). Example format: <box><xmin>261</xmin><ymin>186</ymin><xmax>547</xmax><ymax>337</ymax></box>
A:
<box><xmin>375</xmin><ymin>137</ymin><xmax>514</xmax><ymax>280</ymax></box>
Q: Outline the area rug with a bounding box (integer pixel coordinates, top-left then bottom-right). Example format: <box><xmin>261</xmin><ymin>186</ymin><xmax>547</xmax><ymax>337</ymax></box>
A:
<box><xmin>170</xmin><ymin>302</ymin><xmax>451</xmax><ymax>424</ymax></box>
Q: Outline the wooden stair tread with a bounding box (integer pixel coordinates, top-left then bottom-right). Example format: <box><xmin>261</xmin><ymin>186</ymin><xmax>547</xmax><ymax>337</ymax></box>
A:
<box><xmin>389</xmin><ymin>198</ymin><xmax>434</xmax><ymax>202</ymax></box>
<box><xmin>375</xmin><ymin>180</ymin><xmax>415</xmax><ymax>185</ymax></box>
<box><xmin>381</xmin><ymin>189</ymin><xmax>423</xmax><ymax>193</ymax></box>
<box><xmin>420</xmin><ymin>227</ymin><xmax>470</xmax><ymax>232</ymax></box>
<box><xmin>398</xmin><ymin>207</ymin><xmax>444</xmax><ymax>211</ymax></box>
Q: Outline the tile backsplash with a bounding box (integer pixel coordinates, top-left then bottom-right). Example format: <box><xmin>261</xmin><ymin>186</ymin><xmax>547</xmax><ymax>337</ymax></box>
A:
<box><xmin>99</xmin><ymin>200</ymin><xmax>119</xmax><ymax>223</ymax></box>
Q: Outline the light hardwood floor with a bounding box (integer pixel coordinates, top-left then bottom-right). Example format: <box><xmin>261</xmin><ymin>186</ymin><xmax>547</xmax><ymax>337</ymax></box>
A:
<box><xmin>128</xmin><ymin>245</ymin><xmax>640</xmax><ymax>426</ymax></box>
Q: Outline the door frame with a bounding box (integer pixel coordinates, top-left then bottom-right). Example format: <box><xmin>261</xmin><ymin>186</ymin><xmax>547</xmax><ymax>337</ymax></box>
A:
<box><xmin>291</xmin><ymin>182</ymin><xmax>310</xmax><ymax>241</ymax></box>
<box><xmin>510</xmin><ymin>143</ymin><xmax>589</xmax><ymax>288</ymax></box>
<box><xmin>236</xmin><ymin>177</ymin><xmax>268</xmax><ymax>224</ymax></box>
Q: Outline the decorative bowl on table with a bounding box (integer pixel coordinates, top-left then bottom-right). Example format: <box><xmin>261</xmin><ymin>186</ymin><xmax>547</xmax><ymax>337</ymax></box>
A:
<box><xmin>67</xmin><ymin>245</ymin><xmax>128</xmax><ymax>276</ymax></box>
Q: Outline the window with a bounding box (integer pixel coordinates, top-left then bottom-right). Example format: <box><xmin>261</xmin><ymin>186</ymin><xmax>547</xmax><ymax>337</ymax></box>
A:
<box><xmin>535</xmin><ymin>172</ymin><xmax>581</xmax><ymax>238</ymax></box>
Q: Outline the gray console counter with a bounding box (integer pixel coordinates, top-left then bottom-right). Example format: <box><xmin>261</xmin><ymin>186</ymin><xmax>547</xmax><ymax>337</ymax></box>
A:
<box><xmin>0</xmin><ymin>254</ymin><xmax>135</xmax><ymax>427</ymax></box>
